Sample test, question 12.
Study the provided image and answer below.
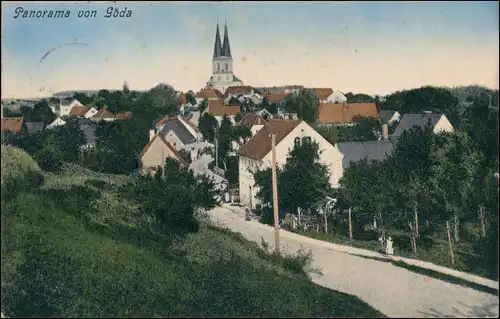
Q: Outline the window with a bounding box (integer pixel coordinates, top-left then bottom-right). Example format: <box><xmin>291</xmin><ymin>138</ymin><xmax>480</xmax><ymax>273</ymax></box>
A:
<box><xmin>304</xmin><ymin>136</ymin><xmax>312</xmax><ymax>144</ymax></box>
<box><xmin>225</xmin><ymin>63</ymin><xmax>228</xmax><ymax>71</ymax></box>
<box><xmin>217</xmin><ymin>63</ymin><xmax>220</xmax><ymax>71</ymax></box>
<box><xmin>294</xmin><ymin>137</ymin><xmax>301</xmax><ymax>146</ymax></box>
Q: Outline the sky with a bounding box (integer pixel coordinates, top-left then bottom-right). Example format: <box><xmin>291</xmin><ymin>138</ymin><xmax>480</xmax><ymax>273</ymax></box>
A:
<box><xmin>1</xmin><ymin>1</ymin><xmax>499</xmax><ymax>98</ymax></box>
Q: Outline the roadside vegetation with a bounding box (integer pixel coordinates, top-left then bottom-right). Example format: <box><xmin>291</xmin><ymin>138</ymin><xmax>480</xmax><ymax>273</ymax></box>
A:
<box><xmin>1</xmin><ymin>146</ymin><xmax>384</xmax><ymax>318</ymax></box>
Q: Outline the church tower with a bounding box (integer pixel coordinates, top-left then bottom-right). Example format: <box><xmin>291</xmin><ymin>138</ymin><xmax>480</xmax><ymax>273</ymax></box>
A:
<box><xmin>206</xmin><ymin>20</ymin><xmax>243</xmax><ymax>93</ymax></box>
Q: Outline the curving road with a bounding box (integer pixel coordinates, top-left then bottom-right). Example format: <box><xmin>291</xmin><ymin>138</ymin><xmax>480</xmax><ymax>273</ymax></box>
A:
<box><xmin>209</xmin><ymin>205</ymin><xmax>499</xmax><ymax>318</ymax></box>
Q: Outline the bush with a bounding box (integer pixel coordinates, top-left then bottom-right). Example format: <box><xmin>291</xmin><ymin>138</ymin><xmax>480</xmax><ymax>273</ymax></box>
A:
<box><xmin>0</xmin><ymin>146</ymin><xmax>44</xmax><ymax>201</ymax></box>
<box><xmin>33</xmin><ymin>145</ymin><xmax>64</xmax><ymax>172</ymax></box>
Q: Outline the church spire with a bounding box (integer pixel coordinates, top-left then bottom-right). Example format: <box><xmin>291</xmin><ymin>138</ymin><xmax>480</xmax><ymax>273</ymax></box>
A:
<box><xmin>212</xmin><ymin>21</ymin><xmax>222</xmax><ymax>59</ymax></box>
<box><xmin>222</xmin><ymin>20</ymin><xmax>232</xmax><ymax>58</ymax></box>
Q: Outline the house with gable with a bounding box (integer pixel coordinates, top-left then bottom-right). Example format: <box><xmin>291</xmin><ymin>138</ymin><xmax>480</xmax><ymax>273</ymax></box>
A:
<box><xmin>391</xmin><ymin>113</ymin><xmax>454</xmax><ymax>139</ymax></box>
<box><xmin>379</xmin><ymin>110</ymin><xmax>401</xmax><ymax>125</ymax></box>
<box><xmin>91</xmin><ymin>109</ymin><xmax>116</xmax><ymax>122</ymax></box>
<box><xmin>239</xmin><ymin>113</ymin><xmax>268</xmax><ymax>137</ymax></box>
<box><xmin>46</xmin><ymin>117</ymin><xmax>66</xmax><ymax>129</ymax></box>
<box><xmin>237</xmin><ymin>119</ymin><xmax>344</xmax><ymax>208</ymax></box>
<box><xmin>1</xmin><ymin>117</ymin><xmax>24</xmax><ymax>134</ymax></box>
<box><xmin>207</xmin><ymin>100</ymin><xmax>240</xmax><ymax>125</ymax></box>
<box><xmin>153</xmin><ymin>115</ymin><xmax>206</xmax><ymax>161</ymax></box>
<box><xmin>317</xmin><ymin>102</ymin><xmax>379</xmax><ymax>127</ymax></box>
<box><xmin>140</xmin><ymin>133</ymin><xmax>189</xmax><ymax>176</ymax></box>
<box><xmin>50</xmin><ymin>97</ymin><xmax>84</xmax><ymax>117</ymax></box>
<box><xmin>84</xmin><ymin>107</ymin><xmax>99</xmax><ymax>118</ymax></box>
<box><xmin>237</xmin><ymin>119</ymin><xmax>395</xmax><ymax>209</ymax></box>
<box><xmin>69</xmin><ymin>105</ymin><xmax>91</xmax><ymax>118</ymax></box>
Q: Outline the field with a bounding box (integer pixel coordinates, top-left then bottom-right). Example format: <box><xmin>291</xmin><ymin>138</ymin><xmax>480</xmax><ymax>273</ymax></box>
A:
<box><xmin>1</xmin><ymin>156</ymin><xmax>383</xmax><ymax>318</ymax></box>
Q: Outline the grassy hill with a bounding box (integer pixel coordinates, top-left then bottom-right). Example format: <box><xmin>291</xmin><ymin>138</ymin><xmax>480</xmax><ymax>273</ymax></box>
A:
<box><xmin>1</xmin><ymin>148</ymin><xmax>384</xmax><ymax>318</ymax></box>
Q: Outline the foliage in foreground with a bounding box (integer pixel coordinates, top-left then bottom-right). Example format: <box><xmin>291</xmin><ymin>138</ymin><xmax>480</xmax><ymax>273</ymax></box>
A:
<box><xmin>1</xmin><ymin>158</ymin><xmax>383</xmax><ymax>317</ymax></box>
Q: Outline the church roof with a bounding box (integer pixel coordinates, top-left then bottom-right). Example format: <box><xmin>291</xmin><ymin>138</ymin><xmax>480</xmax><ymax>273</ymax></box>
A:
<box><xmin>213</xmin><ymin>23</ymin><xmax>222</xmax><ymax>59</ymax></box>
<box><xmin>222</xmin><ymin>22</ymin><xmax>232</xmax><ymax>58</ymax></box>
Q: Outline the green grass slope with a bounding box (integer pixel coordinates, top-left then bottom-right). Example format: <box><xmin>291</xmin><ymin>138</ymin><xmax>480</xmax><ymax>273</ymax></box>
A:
<box><xmin>1</xmin><ymin>159</ymin><xmax>384</xmax><ymax>318</ymax></box>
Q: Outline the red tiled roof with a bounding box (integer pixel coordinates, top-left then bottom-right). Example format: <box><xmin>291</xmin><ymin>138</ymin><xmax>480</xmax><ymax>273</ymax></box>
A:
<box><xmin>318</xmin><ymin>102</ymin><xmax>379</xmax><ymax>124</ymax></box>
<box><xmin>237</xmin><ymin>119</ymin><xmax>301</xmax><ymax>160</ymax></box>
<box><xmin>140</xmin><ymin>134</ymin><xmax>188</xmax><ymax>167</ymax></box>
<box><xmin>266</xmin><ymin>93</ymin><xmax>290</xmax><ymax>104</ymax></box>
<box><xmin>239</xmin><ymin>113</ymin><xmax>268</xmax><ymax>128</ymax></box>
<box><xmin>69</xmin><ymin>106</ymin><xmax>90</xmax><ymax>117</ymax></box>
<box><xmin>1</xmin><ymin>117</ymin><xmax>24</xmax><ymax>133</ymax></box>
<box><xmin>195</xmin><ymin>89</ymin><xmax>223</xmax><ymax>100</ymax></box>
<box><xmin>115</xmin><ymin>112</ymin><xmax>132</xmax><ymax>120</ymax></box>
<box><xmin>312</xmin><ymin>88</ymin><xmax>334</xmax><ymax>100</ymax></box>
<box><xmin>225</xmin><ymin>86</ymin><xmax>253</xmax><ymax>95</ymax></box>
<box><xmin>155</xmin><ymin>115</ymin><xmax>176</xmax><ymax>128</ymax></box>
<box><xmin>208</xmin><ymin>100</ymin><xmax>240</xmax><ymax>117</ymax></box>
<box><xmin>92</xmin><ymin>109</ymin><xmax>116</xmax><ymax>119</ymax></box>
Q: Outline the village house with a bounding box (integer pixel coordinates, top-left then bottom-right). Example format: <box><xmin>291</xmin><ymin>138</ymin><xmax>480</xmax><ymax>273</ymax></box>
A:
<box><xmin>69</xmin><ymin>105</ymin><xmax>91</xmax><ymax>118</ymax></box>
<box><xmin>84</xmin><ymin>107</ymin><xmax>99</xmax><ymax>118</ymax></box>
<box><xmin>391</xmin><ymin>113</ymin><xmax>454</xmax><ymax>139</ymax></box>
<box><xmin>91</xmin><ymin>109</ymin><xmax>116</xmax><ymax>122</ymax></box>
<box><xmin>237</xmin><ymin>119</ymin><xmax>394</xmax><ymax>209</ymax></box>
<box><xmin>255</xmin><ymin>108</ymin><xmax>273</xmax><ymax>120</ymax></box>
<box><xmin>24</xmin><ymin>122</ymin><xmax>45</xmax><ymax>134</ymax></box>
<box><xmin>46</xmin><ymin>117</ymin><xmax>66</xmax><ymax>129</ymax></box>
<box><xmin>1</xmin><ymin>117</ymin><xmax>24</xmax><ymax>134</ymax></box>
<box><xmin>317</xmin><ymin>102</ymin><xmax>379</xmax><ymax>126</ymax></box>
<box><xmin>140</xmin><ymin>133</ymin><xmax>189</xmax><ymax>175</ymax></box>
<box><xmin>207</xmin><ymin>100</ymin><xmax>241</xmax><ymax>125</ymax></box>
<box><xmin>224</xmin><ymin>86</ymin><xmax>263</xmax><ymax>105</ymax></box>
<box><xmin>153</xmin><ymin>115</ymin><xmax>204</xmax><ymax>161</ymax></box>
<box><xmin>239</xmin><ymin>113</ymin><xmax>268</xmax><ymax>137</ymax></box>
<box><xmin>50</xmin><ymin>97</ymin><xmax>83</xmax><ymax>117</ymax></box>
<box><xmin>75</xmin><ymin>118</ymin><xmax>98</xmax><ymax>149</ymax></box>
<box><xmin>195</xmin><ymin>89</ymin><xmax>223</xmax><ymax>105</ymax></box>
<box><xmin>379</xmin><ymin>110</ymin><xmax>401</xmax><ymax>125</ymax></box>
<box><xmin>237</xmin><ymin>119</ymin><xmax>344</xmax><ymax>209</ymax></box>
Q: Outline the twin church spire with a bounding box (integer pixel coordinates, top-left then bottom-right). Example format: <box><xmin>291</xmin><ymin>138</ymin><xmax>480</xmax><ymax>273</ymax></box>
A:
<box><xmin>212</xmin><ymin>20</ymin><xmax>232</xmax><ymax>59</ymax></box>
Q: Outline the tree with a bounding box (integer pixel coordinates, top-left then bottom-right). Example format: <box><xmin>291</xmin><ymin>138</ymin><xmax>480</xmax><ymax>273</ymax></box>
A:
<box><xmin>261</xmin><ymin>97</ymin><xmax>278</xmax><ymax>115</ymax></box>
<box><xmin>198</xmin><ymin>113</ymin><xmax>218</xmax><ymax>143</ymax></box>
<box><xmin>253</xmin><ymin>138</ymin><xmax>331</xmax><ymax>222</ymax></box>
<box><xmin>216</xmin><ymin>115</ymin><xmax>234</xmax><ymax>170</ymax></box>
<box><xmin>428</xmin><ymin>131</ymin><xmax>483</xmax><ymax>242</ymax></box>
<box><xmin>186</xmin><ymin>91</ymin><xmax>197</xmax><ymax>105</ymax></box>
<box><xmin>344</xmin><ymin>92</ymin><xmax>374</xmax><ymax>103</ymax></box>
<box><xmin>30</xmin><ymin>100</ymin><xmax>56</xmax><ymax>124</ymax></box>
<box><xmin>147</xmin><ymin>84</ymin><xmax>179</xmax><ymax>116</ymax></box>
<box><xmin>231</xmin><ymin>125</ymin><xmax>252</xmax><ymax>146</ymax></box>
<box><xmin>198</xmin><ymin>99</ymin><xmax>209</xmax><ymax>114</ymax></box>
<box><xmin>283</xmin><ymin>89</ymin><xmax>319</xmax><ymax>123</ymax></box>
<box><xmin>73</xmin><ymin>92</ymin><xmax>93</xmax><ymax>105</ymax></box>
<box><xmin>234</xmin><ymin>112</ymin><xmax>244</xmax><ymax>123</ymax></box>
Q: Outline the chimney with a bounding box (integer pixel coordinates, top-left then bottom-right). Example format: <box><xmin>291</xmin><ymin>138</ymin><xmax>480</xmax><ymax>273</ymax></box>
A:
<box><xmin>382</xmin><ymin>124</ymin><xmax>389</xmax><ymax>140</ymax></box>
<box><xmin>149</xmin><ymin>129</ymin><xmax>156</xmax><ymax>141</ymax></box>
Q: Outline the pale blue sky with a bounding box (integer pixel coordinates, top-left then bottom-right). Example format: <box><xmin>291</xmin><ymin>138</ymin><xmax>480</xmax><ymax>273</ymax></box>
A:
<box><xmin>2</xmin><ymin>1</ymin><xmax>498</xmax><ymax>97</ymax></box>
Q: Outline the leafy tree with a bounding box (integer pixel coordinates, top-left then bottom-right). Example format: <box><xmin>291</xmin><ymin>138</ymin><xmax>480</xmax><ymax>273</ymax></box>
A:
<box><xmin>231</xmin><ymin>125</ymin><xmax>252</xmax><ymax>146</ymax></box>
<box><xmin>261</xmin><ymin>97</ymin><xmax>278</xmax><ymax>115</ymax></box>
<box><xmin>283</xmin><ymin>89</ymin><xmax>319</xmax><ymax>123</ymax></box>
<box><xmin>198</xmin><ymin>113</ymin><xmax>218</xmax><ymax>143</ymax></box>
<box><xmin>186</xmin><ymin>91</ymin><xmax>197</xmax><ymax>105</ymax></box>
<box><xmin>147</xmin><ymin>84</ymin><xmax>178</xmax><ymax>116</ymax></box>
<box><xmin>428</xmin><ymin>131</ymin><xmax>483</xmax><ymax>242</ymax></box>
<box><xmin>315</xmin><ymin>126</ymin><xmax>338</xmax><ymax>145</ymax></box>
<box><xmin>234</xmin><ymin>112</ymin><xmax>244</xmax><ymax>123</ymax></box>
<box><xmin>2</xmin><ymin>107</ymin><xmax>22</xmax><ymax>118</ymax></box>
<box><xmin>253</xmin><ymin>139</ymin><xmax>331</xmax><ymax>220</ymax></box>
<box><xmin>73</xmin><ymin>92</ymin><xmax>93</xmax><ymax>105</ymax></box>
<box><xmin>178</xmin><ymin>149</ymin><xmax>192</xmax><ymax>164</ymax></box>
<box><xmin>216</xmin><ymin>115</ymin><xmax>234</xmax><ymax>170</ymax></box>
<box><xmin>33</xmin><ymin>143</ymin><xmax>64</xmax><ymax>172</ymax></box>
<box><xmin>54</xmin><ymin>119</ymin><xmax>87</xmax><ymax>162</ymax></box>
<box><xmin>24</xmin><ymin>100</ymin><xmax>56</xmax><ymax>124</ymax></box>
<box><xmin>344</xmin><ymin>92</ymin><xmax>374</xmax><ymax>103</ymax></box>
<box><xmin>198</xmin><ymin>99</ymin><xmax>209</xmax><ymax>114</ymax></box>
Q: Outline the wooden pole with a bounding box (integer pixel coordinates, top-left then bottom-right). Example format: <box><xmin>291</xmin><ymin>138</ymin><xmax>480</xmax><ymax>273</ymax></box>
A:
<box><xmin>446</xmin><ymin>221</ymin><xmax>455</xmax><ymax>266</ymax></box>
<box><xmin>414</xmin><ymin>203</ymin><xmax>419</xmax><ymax>238</ymax></box>
<box><xmin>348</xmin><ymin>208</ymin><xmax>353</xmax><ymax>241</ymax></box>
<box><xmin>479</xmin><ymin>205</ymin><xmax>486</xmax><ymax>238</ymax></box>
<box><xmin>271</xmin><ymin>133</ymin><xmax>280</xmax><ymax>253</ymax></box>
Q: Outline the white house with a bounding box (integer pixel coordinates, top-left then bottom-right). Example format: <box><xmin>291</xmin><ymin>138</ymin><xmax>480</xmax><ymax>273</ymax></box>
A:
<box><xmin>391</xmin><ymin>113</ymin><xmax>454</xmax><ymax>138</ymax></box>
<box><xmin>46</xmin><ymin>117</ymin><xmax>66</xmax><ymax>129</ymax></box>
<box><xmin>84</xmin><ymin>107</ymin><xmax>99</xmax><ymax>118</ymax></box>
<box><xmin>50</xmin><ymin>98</ymin><xmax>83</xmax><ymax>117</ymax></box>
<box><xmin>237</xmin><ymin>119</ymin><xmax>344</xmax><ymax>209</ymax></box>
<box><xmin>237</xmin><ymin>120</ymin><xmax>395</xmax><ymax>209</ymax></box>
<box><xmin>312</xmin><ymin>88</ymin><xmax>347</xmax><ymax>104</ymax></box>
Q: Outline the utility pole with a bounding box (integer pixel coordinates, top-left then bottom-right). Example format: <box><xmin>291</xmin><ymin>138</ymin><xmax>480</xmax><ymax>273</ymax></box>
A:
<box><xmin>215</xmin><ymin>126</ymin><xmax>218</xmax><ymax>169</ymax></box>
<box><xmin>271</xmin><ymin>133</ymin><xmax>280</xmax><ymax>253</ymax></box>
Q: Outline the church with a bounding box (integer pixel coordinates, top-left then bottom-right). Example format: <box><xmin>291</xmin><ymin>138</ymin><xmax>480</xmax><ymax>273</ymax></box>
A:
<box><xmin>205</xmin><ymin>21</ymin><xmax>244</xmax><ymax>93</ymax></box>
